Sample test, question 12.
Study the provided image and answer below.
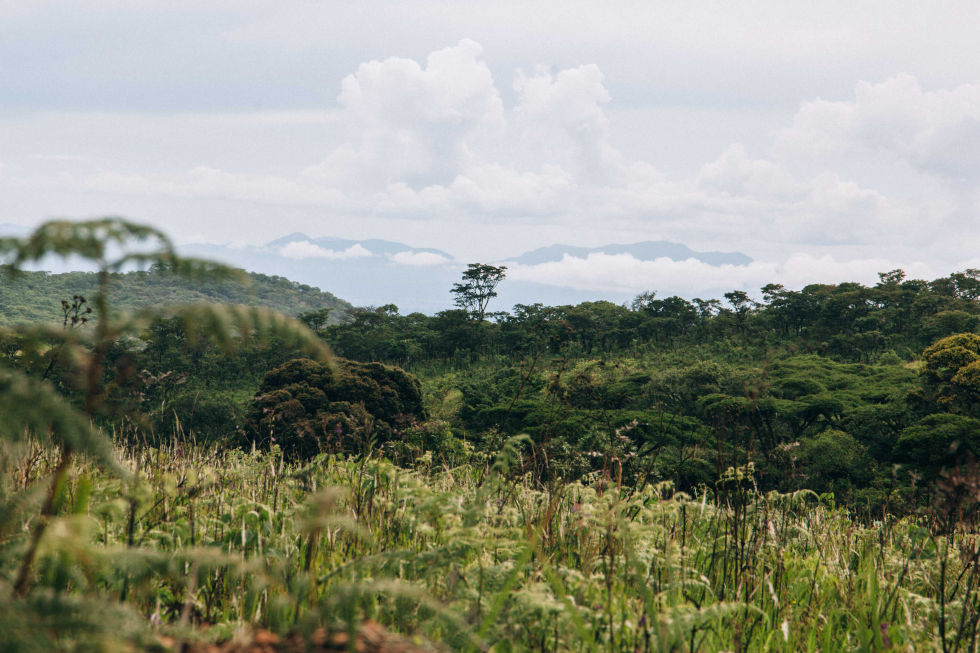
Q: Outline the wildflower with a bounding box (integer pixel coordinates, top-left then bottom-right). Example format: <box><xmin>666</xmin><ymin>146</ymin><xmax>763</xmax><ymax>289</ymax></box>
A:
<box><xmin>880</xmin><ymin>622</ymin><xmax>892</xmax><ymax>647</ymax></box>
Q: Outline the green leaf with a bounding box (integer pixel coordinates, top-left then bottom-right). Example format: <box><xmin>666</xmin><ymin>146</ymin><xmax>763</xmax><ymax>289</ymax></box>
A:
<box><xmin>0</xmin><ymin>218</ymin><xmax>173</xmax><ymax>270</ymax></box>
<box><xmin>155</xmin><ymin>303</ymin><xmax>333</xmax><ymax>362</ymax></box>
<box><xmin>0</xmin><ymin>368</ymin><xmax>123</xmax><ymax>476</ymax></box>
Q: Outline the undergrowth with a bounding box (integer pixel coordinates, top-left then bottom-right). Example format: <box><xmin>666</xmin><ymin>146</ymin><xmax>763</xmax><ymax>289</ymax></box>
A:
<box><xmin>4</xmin><ymin>439</ymin><xmax>980</xmax><ymax>651</ymax></box>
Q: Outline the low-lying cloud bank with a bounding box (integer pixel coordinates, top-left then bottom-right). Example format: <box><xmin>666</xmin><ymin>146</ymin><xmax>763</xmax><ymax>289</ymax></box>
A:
<box><xmin>506</xmin><ymin>252</ymin><xmax>938</xmax><ymax>297</ymax></box>
<box><xmin>278</xmin><ymin>241</ymin><xmax>371</xmax><ymax>260</ymax></box>
<box><xmin>389</xmin><ymin>251</ymin><xmax>454</xmax><ymax>266</ymax></box>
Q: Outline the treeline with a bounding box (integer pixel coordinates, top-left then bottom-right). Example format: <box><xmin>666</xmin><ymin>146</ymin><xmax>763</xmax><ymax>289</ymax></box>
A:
<box><xmin>9</xmin><ymin>253</ymin><xmax>980</xmax><ymax>516</ymax></box>
<box><xmin>322</xmin><ymin>268</ymin><xmax>980</xmax><ymax>365</ymax></box>
<box><xmin>290</xmin><ymin>268</ymin><xmax>980</xmax><ymax>516</ymax></box>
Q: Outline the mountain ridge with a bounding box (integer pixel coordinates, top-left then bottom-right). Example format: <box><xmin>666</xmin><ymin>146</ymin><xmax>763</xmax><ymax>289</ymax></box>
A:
<box><xmin>264</xmin><ymin>233</ymin><xmax>453</xmax><ymax>259</ymax></box>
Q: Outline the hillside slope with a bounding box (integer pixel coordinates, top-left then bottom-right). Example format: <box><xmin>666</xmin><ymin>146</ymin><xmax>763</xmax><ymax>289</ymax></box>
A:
<box><xmin>0</xmin><ymin>268</ymin><xmax>352</xmax><ymax>326</ymax></box>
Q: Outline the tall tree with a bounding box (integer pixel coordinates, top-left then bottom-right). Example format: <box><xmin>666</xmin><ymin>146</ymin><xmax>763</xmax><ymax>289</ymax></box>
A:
<box><xmin>451</xmin><ymin>263</ymin><xmax>507</xmax><ymax>321</ymax></box>
<box><xmin>297</xmin><ymin>307</ymin><xmax>332</xmax><ymax>334</ymax></box>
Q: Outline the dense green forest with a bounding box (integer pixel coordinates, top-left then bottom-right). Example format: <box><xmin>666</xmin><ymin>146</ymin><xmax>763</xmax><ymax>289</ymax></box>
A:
<box><xmin>5</xmin><ymin>221</ymin><xmax>980</xmax><ymax>651</ymax></box>
<box><xmin>303</xmin><ymin>267</ymin><xmax>980</xmax><ymax>516</ymax></box>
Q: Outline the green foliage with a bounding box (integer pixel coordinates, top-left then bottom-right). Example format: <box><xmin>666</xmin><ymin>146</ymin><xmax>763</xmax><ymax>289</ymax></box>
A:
<box><xmin>4</xmin><ymin>444</ymin><xmax>980</xmax><ymax>650</ymax></box>
<box><xmin>0</xmin><ymin>369</ymin><xmax>121</xmax><ymax>474</ymax></box>
<box><xmin>0</xmin><ymin>267</ymin><xmax>350</xmax><ymax>327</ymax></box>
<box><xmin>9</xmin><ymin>223</ymin><xmax>980</xmax><ymax>649</ymax></box>
<box><xmin>798</xmin><ymin>429</ymin><xmax>872</xmax><ymax>492</ymax></box>
<box><xmin>898</xmin><ymin>414</ymin><xmax>980</xmax><ymax>474</ymax></box>
<box><xmin>450</xmin><ymin>262</ymin><xmax>507</xmax><ymax>321</ymax></box>
<box><xmin>247</xmin><ymin>357</ymin><xmax>424</xmax><ymax>458</ymax></box>
<box><xmin>920</xmin><ymin>333</ymin><xmax>980</xmax><ymax>416</ymax></box>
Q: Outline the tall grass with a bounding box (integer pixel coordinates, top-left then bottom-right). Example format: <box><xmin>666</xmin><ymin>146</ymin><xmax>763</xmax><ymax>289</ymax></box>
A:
<box><xmin>4</xmin><ymin>438</ymin><xmax>980</xmax><ymax>650</ymax></box>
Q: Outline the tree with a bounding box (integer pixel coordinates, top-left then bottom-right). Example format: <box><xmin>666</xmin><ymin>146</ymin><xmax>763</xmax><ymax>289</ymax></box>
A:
<box><xmin>297</xmin><ymin>307</ymin><xmax>332</xmax><ymax>334</ymax></box>
<box><xmin>451</xmin><ymin>263</ymin><xmax>507</xmax><ymax>321</ymax></box>
<box><xmin>918</xmin><ymin>333</ymin><xmax>980</xmax><ymax>416</ymax></box>
<box><xmin>877</xmin><ymin>269</ymin><xmax>907</xmax><ymax>287</ymax></box>
<box><xmin>723</xmin><ymin>290</ymin><xmax>755</xmax><ymax>333</ymax></box>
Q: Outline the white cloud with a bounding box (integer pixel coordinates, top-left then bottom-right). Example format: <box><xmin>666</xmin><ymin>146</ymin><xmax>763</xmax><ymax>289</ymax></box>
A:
<box><xmin>513</xmin><ymin>64</ymin><xmax>625</xmax><ymax>183</ymax></box>
<box><xmin>697</xmin><ymin>144</ymin><xmax>800</xmax><ymax>199</ymax></box>
<box><xmin>29</xmin><ymin>154</ymin><xmax>90</xmax><ymax>162</ymax></box>
<box><xmin>10</xmin><ymin>43</ymin><xmax>973</xmax><ymax>267</ymax></box>
<box><xmin>507</xmin><ymin>252</ymin><xmax>937</xmax><ymax>296</ymax></box>
<box><xmin>278</xmin><ymin>241</ymin><xmax>372</xmax><ymax>260</ymax></box>
<box><xmin>66</xmin><ymin>166</ymin><xmax>352</xmax><ymax>208</ymax></box>
<box><xmin>776</xmin><ymin>74</ymin><xmax>980</xmax><ymax>186</ymax></box>
<box><xmin>388</xmin><ymin>250</ymin><xmax>453</xmax><ymax>266</ymax></box>
<box><xmin>304</xmin><ymin>39</ymin><xmax>504</xmax><ymax>190</ymax></box>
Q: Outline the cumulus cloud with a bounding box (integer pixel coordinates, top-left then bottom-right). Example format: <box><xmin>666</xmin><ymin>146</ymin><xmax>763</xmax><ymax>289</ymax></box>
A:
<box><xmin>278</xmin><ymin>241</ymin><xmax>372</xmax><ymax>260</ymax></box>
<box><xmin>507</xmin><ymin>252</ymin><xmax>937</xmax><ymax>296</ymax></box>
<box><xmin>776</xmin><ymin>74</ymin><xmax>980</xmax><ymax>186</ymax></box>
<box><xmin>513</xmin><ymin>64</ymin><xmax>625</xmax><ymax>183</ymax></box>
<box><xmin>689</xmin><ymin>145</ymin><xmax>916</xmax><ymax>246</ymax></box>
<box><xmin>304</xmin><ymin>39</ymin><xmax>504</xmax><ymax>190</ymax></box>
<box><xmin>388</xmin><ymin>251</ymin><xmax>453</xmax><ymax>266</ymax></box>
<box><xmin>697</xmin><ymin>144</ymin><xmax>800</xmax><ymax>199</ymax></box>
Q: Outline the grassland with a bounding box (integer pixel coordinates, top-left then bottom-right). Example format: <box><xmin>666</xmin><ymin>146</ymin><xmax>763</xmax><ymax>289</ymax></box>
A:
<box><xmin>4</xmin><ymin>438</ymin><xmax>979</xmax><ymax>651</ymax></box>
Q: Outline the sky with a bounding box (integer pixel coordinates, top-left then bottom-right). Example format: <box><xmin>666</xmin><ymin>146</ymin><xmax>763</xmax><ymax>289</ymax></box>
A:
<box><xmin>1</xmin><ymin>1</ymin><xmax>979</xmax><ymax>298</ymax></box>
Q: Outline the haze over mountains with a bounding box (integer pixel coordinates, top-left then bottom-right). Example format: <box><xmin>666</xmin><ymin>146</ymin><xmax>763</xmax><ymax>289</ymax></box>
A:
<box><xmin>1</xmin><ymin>222</ymin><xmax>755</xmax><ymax>313</ymax></box>
<box><xmin>182</xmin><ymin>234</ymin><xmax>753</xmax><ymax>314</ymax></box>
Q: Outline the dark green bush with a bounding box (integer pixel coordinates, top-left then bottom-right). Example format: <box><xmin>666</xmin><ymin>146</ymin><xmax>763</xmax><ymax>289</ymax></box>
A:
<box><xmin>246</xmin><ymin>357</ymin><xmax>424</xmax><ymax>458</ymax></box>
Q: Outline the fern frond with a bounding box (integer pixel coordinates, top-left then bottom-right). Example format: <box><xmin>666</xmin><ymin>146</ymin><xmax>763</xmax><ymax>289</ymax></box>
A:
<box><xmin>0</xmin><ymin>326</ymin><xmax>91</xmax><ymax>372</ymax></box>
<box><xmin>0</xmin><ymin>218</ymin><xmax>174</xmax><ymax>270</ymax></box>
<box><xmin>0</xmin><ymin>369</ymin><xmax>123</xmax><ymax>475</ymax></box>
<box><xmin>151</xmin><ymin>303</ymin><xmax>333</xmax><ymax>363</ymax></box>
<box><xmin>491</xmin><ymin>434</ymin><xmax>532</xmax><ymax>477</ymax></box>
<box><xmin>0</xmin><ymin>588</ymin><xmax>151</xmax><ymax>651</ymax></box>
<box><xmin>119</xmin><ymin>251</ymin><xmax>247</xmax><ymax>281</ymax></box>
<box><xmin>299</xmin><ymin>488</ymin><xmax>371</xmax><ymax>541</ymax></box>
<box><xmin>0</xmin><ymin>483</ymin><xmax>47</xmax><ymax>539</ymax></box>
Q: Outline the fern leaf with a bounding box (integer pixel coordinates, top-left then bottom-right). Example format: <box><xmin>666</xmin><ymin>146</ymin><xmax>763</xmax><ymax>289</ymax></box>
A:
<box><xmin>0</xmin><ymin>369</ymin><xmax>123</xmax><ymax>476</ymax></box>
<box><xmin>0</xmin><ymin>218</ymin><xmax>174</xmax><ymax>270</ymax></box>
<box><xmin>151</xmin><ymin>304</ymin><xmax>332</xmax><ymax>363</ymax></box>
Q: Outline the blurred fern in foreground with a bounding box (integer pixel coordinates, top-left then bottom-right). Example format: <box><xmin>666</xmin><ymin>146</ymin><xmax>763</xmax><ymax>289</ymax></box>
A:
<box><xmin>0</xmin><ymin>219</ymin><xmax>329</xmax><ymax>649</ymax></box>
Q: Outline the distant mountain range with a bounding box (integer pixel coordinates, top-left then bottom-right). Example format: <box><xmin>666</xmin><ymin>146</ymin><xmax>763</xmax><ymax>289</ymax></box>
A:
<box><xmin>182</xmin><ymin>234</ymin><xmax>752</xmax><ymax>314</ymax></box>
<box><xmin>0</xmin><ymin>223</ymin><xmax>753</xmax><ymax>314</ymax></box>
<box><xmin>180</xmin><ymin>235</ymin><xmax>458</xmax><ymax>314</ymax></box>
<box><xmin>266</xmin><ymin>233</ymin><xmax>454</xmax><ymax>260</ymax></box>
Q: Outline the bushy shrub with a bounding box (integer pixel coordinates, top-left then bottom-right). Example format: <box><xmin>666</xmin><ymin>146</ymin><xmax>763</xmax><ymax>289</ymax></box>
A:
<box><xmin>246</xmin><ymin>357</ymin><xmax>424</xmax><ymax>458</ymax></box>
